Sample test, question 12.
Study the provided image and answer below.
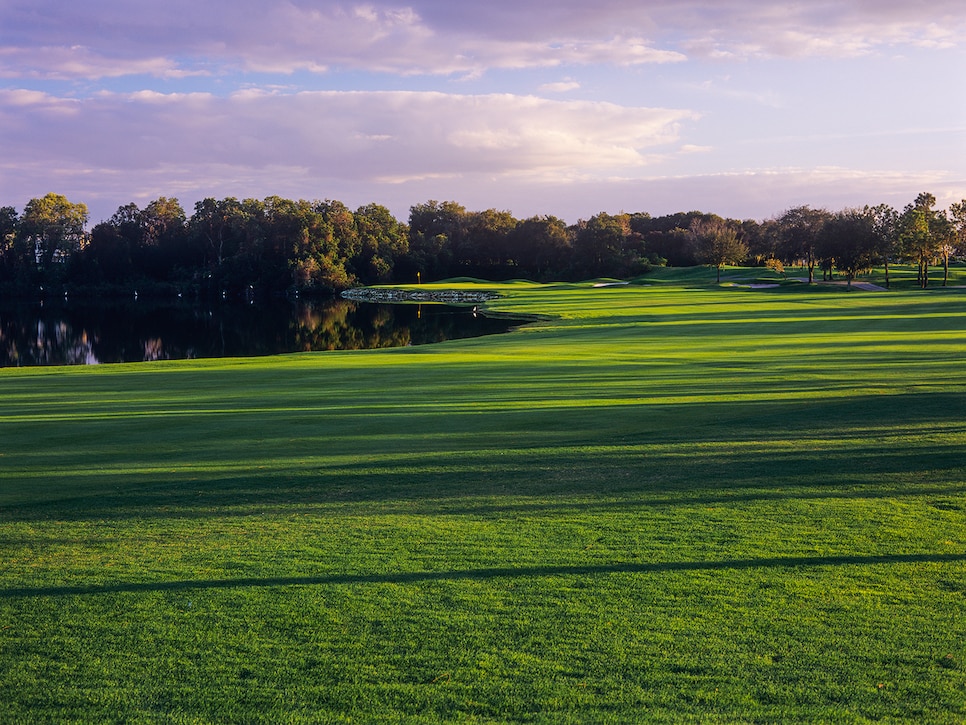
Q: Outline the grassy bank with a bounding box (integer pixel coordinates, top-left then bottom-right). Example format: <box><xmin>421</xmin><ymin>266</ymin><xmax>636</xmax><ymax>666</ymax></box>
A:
<box><xmin>1</xmin><ymin>272</ymin><xmax>965</xmax><ymax>722</ymax></box>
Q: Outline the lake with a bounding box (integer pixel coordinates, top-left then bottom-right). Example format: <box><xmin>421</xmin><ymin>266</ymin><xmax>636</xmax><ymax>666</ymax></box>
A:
<box><xmin>0</xmin><ymin>298</ymin><xmax>522</xmax><ymax>367</ymax></box>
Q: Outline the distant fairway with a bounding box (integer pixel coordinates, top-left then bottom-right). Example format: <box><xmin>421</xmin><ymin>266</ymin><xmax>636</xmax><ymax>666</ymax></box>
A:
<box><xmin>1</xmin><ymin>270</ymin><xmax>965</xmax><ymax>722</ymax></box>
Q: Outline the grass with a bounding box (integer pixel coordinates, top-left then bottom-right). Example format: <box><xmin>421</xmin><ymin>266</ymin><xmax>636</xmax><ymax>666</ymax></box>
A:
<box><xmin>1</xmin><ymin>271</ymin><xmax>965</xmax><ymax>722</ymax></box>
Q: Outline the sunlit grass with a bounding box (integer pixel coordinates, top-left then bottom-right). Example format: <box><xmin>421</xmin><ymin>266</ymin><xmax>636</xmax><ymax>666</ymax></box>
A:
<box><xmin>1</xmin><ymin>276</ymin><xmax>965</xmax><ymax>721</ymax></box>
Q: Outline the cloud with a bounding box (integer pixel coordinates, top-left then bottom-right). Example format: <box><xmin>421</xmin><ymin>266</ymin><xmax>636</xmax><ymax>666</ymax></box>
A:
<box><xmin>3</xmin><ymin>0</ymin><xmax>961</xmax><ymax>80</ymax></box>
<box><xmin>437</xmin><ymin>166</ymin><xmax>966</xmax><ymax>223</ymax></box>
<box><xmin>0</xmin><ymin>45</ymin><xmax>201</xmax><ymax>80</ymax></box>
<box><xmin>538</xmin><ymin>79</ymin><xmax>581</xmax><ymax>93</ymax></box>
<box><xmin>0</xmin><ymin>88</ymin><xmax>696</xmax><ymax>217</ymax></box>
<box><xmin>0</xmin><ymin>2</ymin><xmax>681</xmax><ymax>79</ymax></box>
<box><xmin>0</xmin><ymin>89</ymin><xmax>695</xmax><ymax>175</ymax></box>
<box><xmin>2</xmin><ymin>81</ymin><xmax>959</xmax><ymax>228</ymax></box>
<box><xmin>679</xmin><ymin>144</ymin><xmax>712</xmax><ymax>154</ymax></box>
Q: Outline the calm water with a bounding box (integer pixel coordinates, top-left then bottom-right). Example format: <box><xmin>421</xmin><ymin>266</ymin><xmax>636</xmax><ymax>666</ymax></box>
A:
<box><xmin>0</xmin><ymin>299</ymin><xmax>522</xmax><ymax>367</ymax></box>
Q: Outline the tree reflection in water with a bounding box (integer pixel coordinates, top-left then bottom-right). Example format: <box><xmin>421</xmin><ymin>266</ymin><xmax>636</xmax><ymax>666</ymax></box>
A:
<box><xmin>0</xmin><ymin>299</ymin><xmax>519</xmax><ymax>366</ymax></box>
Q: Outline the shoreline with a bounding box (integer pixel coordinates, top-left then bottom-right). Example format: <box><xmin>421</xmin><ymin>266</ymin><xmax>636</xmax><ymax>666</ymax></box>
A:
<box><xmin>341</xmin><ymin>287</ymin><xmax>499</xmax><ymax>304</ymax></box>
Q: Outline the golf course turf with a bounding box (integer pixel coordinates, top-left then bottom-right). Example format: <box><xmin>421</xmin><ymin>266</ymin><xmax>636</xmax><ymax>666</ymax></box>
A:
<box><xmin>1</xmin><ymin>268</ymin><xmax>965</xmax><ymax>722</ymax></box>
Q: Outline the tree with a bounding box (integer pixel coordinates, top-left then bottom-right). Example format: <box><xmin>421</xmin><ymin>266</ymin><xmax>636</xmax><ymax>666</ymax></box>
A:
<box><xmin>865</xmin><ymin>204</ymin><xmax>898</xmax><ymax>289</ymax></box>
<box><xmin>819</xmin><ymin>209</ymin><xmax>878</xmax><ymax>289</ymax></box>
<box><xmin>84</xmin><ymin>221</ymin><xmax>135</xmax><ymax>284</ymax></box>
<box><xmin>508</xmin><ymin>216</ymin><xmax>571</xmax><ymax>281</ymax></box>
<box><xmin>898</xmin><ymin>193</ymin><xmax>944</xmax><ymax>289</ymax></box>
<box><xmin>688</xmin><ymin>216</ymin><xmax>747</xmax><ymax>282</ymax></box>
<box><xmin>407</xmin><ymin>201</ymin><xmax>467</xmax><ymax>281</ymax></box>
<box><xmin>140</xmin><ymin>197</ymin><xmax>192</xmax><ymax>279</ymax></box>
<box><xmin>316</xmin><ymin>199</ymin><xmax>359</xmax><ymax>268</ymax></box>
<box><xmin>775</xmin><ymin>206</ymin><xmax>830</xmax><ymax>284</ymax></box>
<box><xmin>353</xmin><ymin>203</ymin><xmax>408</xmax><ymax>284</ymax></box>
<box><xmin>461</xmin><ymin>209</ymin><xmax>517</xmax><ymax>277</ymax></box>
<box><xmin>141</xmin><ymin>197</ymin><xmax>186</xmax><ymax>247</ymax></box>
<box><xmin>742</xmin><ymin>218</ymin><xmax>774</xmax><ymax>265</ymax></box>
<box><xmin>19</xmin><ymin>193</ymin><xmax>88</xmax><ymax>272</ymax></box>
<box><xmin>190</xmin><ymin>197</ymin><xmax>247</xmax><ymax>271</ymax></box>
<box><xmin>0</xmin><ymin>206</ymin><xmax>20</xmax><ymax>280</ymax></box>
<box><xmin>630</xmin><ymin>211</ymin><xmax>704</xmax><ymax>267</ymax></box>
<box><xmin>935</xmin><ymin>215</ymin><xmax>956</xmax><ymax>288</ymax></box>
<box><xmin>0</xmin><ymin>206</ymin><xmax>16</xmax><ymax>244</ymax></box>
<box><xmin>950</xmin><ymin>200</ymin><xmax>966</xmax><ymax>243</ymax></box>
<box><xmin>250</xmin><ymin>197</ymin><xmax>355</xmax><ymax>293</ymax></box>
<box><xmin>949</xmin><ymin>200</ymin><xmax>966</xmax><ymax>286</ymax></box>
<box><xmin>572</xmin><ymin>212</ymin><xmax>630</xmax><ymax>278</ymax></box>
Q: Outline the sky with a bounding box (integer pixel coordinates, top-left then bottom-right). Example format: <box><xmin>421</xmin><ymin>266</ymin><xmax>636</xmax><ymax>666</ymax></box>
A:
<box><xmin>1</xmin><ymin>0</ymin><xmax>964</xmax><ymax>225</ymax></box>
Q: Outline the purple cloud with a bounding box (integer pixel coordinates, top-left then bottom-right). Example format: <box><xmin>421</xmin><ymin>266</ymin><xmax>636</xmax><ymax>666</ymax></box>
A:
<box><xmin>2</xmin><ymin>1</ymin><xmax>963</xmax><ymax>79</ymax></box>
<box><xmin>0</xmin><ymin>89</ymin><xmax>694</xmax><ymax>174</ymax></box>
<box><xmin>0</xmin><ymin>88</ymin><xmax>705</xmax><ymax>219</ymax></box>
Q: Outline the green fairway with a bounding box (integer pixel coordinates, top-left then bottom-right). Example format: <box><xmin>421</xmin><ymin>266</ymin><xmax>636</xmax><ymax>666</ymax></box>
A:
<box><xmin>2</xmin><ymin>273</ymin><xmax>965</xmax><ymax>722</ymax></box>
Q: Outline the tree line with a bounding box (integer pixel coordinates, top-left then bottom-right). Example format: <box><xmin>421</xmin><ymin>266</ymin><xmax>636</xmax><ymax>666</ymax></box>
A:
<box><xmin>1</xmin><ymin>192</ymin><xmax>963</xmax><ymax>298</ymax></box>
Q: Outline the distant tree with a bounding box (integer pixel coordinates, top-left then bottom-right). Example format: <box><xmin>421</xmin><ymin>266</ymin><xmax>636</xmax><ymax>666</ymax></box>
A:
<box><xmin>15</xmin><ymin>190</ymin><xmax>966</xmax><ymax>295</ymax></box>
<box><xmin>742</xmin><ymin>218</ymin><xmax>774</xmax><ymax>265</ymax></box>
<box><xmin>353</xmin><ymin>203</ymin><xmax>408</xmax><ymax>283</ymax></box>
<box><xmin>864</xmin><ymin>204</ymin><xmax>899</xmax><ymax>289</ymax></box>
<box><xmin>764</xmin><ymin>257</ymin><xmax>785</xmax><ymax>277</ymax></box>
<box><xmin>109</xmin><ymin>203</ymin><xmax>146</xmax><ymax>245</ymax></box>
<box><xmin>0</xmin><ymin>205</ymin><xmax>20</xmax><ymax>281</ymax></box>
<box><xmin>935</xmin><ymin>215</ymin><xmax>956</xmax><ymax>288</ymax></box>
<box><xmin>84</xmin><ymin>221</ymin><xmax>135</xmax><ymax>284</ymax></box>
<box><xmin>461</xmin><ymin>209</ymin><xmax>517</xmax><ymax>277</ymax></box>
<box><xmin>74</xmin><ymin>202</ymin><xmax>146</xmax><ymax>287</ymax></box>
<box><xmin>257</xmin><ymin>196</ymin><xmax>353</xmax><ymax>293</ymax></box>
<box><xmin>222</xmin><ymin>197</ymin><xmax>272</xmax><ymax>291</ymax></box>
<box><xmin>775</xmin><ymin>206</ymin><xmax>831</xmax><ymax>284</ymax></box>
<box><xmin>0</xmin><ymin>206</ymin><xmax>17</xmax><ymax>244</ymax></box>
<box><xmin>688</xmin><ymin>216</ymin><xmax>748</xmax><ymax>282</ymax></box>
<box><xmin>898</xmin><ymin>193</ymin><xmax>945</xmax><ymax>288</ymax></box>
<box><xmin>949</xmin><ymin>200</ymin><xmax>966</xmax><ymax>283</ymax></box>
<box><xmin>140</xmin><ymin>197</ymin><xmax>192</xmax><ymax>278</ymax></box>
<box><xmin>407</xmin><ymin>200</ymin><xmax>467</xmax><ymax>280</ymax></box>
<box><xmin>630</xmin><ymin>211</ymin><xmax>703</xmax><ymax>266</ymax></box>
<box><xmin>19</xmin><ymin>193</ymin><xmax>89</xmax><ymax>273</ymax></box>
<box><xmin>950</xmin><ymin>200</ymin><xmax>966</xmax><ymax>241</ymax></box>
<box><xmin>572</xmin><ymin>212</ymin><xmax>630</xmax><ymax>278</ymax></box>
<box><xmin>317</xmin><ymin>199</ymin><xmax>359</xmax><ymax>267</ymax></box>
<box><xmin>820</xmin><ymin>209</ymin><xmax>879</xmax><ymax>289</ymax></box>
<box><xmin>190</xmin><ymin>197</ymin><xmax>246</xmax><ymax>271</ymax></box>
<box><xmin>141</xmin><ymin>197</ymin><xmax>186</xmax><ymax>247</ymax></box>
<box><xmin>507</xmin><ymin>215</ymin><xmax>571</xmax><ymax>281</ymax></box>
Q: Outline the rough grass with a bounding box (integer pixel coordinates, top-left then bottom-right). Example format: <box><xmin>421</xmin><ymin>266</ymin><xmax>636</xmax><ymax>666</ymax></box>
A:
<box><xmin>1</xmin><ymin>273</ymin><xmax>965</xmax><ymax>723</ymax></box>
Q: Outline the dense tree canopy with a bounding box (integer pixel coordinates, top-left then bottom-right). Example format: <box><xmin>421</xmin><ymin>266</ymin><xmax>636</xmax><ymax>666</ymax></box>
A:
<box><xmin>688</xmin><ymin>215</ymin><xmax>748</xmax><ymax>282</ymax></box>
<box><xmin>18</xmin><ymin>193</ymin><xmax>89</xmax><ymax>276</ymax></box>
<box><xmin>0</xmin><ymin>191</ymin><xmax>961</xmax><ymax>297</ymax></box>
<box><xmin>819</xmin><ymin>209</ymin><xmax>879</xmax><ymax>288</ymax></box>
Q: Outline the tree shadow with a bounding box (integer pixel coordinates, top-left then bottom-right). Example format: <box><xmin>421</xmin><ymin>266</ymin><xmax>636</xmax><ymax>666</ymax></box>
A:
<box><xmin>4</xmin><ymin>552</ymin><xmax>965</xmax><ymax>600</ymax></box>
<box><xmin>2</xmin><ymin>391</ymin><xmax>964</xmax><ymax>521</ymax></box>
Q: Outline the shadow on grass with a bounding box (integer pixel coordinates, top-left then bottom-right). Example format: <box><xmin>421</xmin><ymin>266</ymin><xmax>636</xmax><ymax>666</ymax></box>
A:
<box><xmin>2</xmin><ymin>392</ymin><xmax>964</xmax><ymax>521</ymax></box>
<box><xmin>4</xmin><ymin>552</ymin><xmax>965</xmax><ymax>599</ymax></box>
<box><xmin>5</xmin><ymin>439</ymin><xmax>963</xmax><ymax>522</ymax></box>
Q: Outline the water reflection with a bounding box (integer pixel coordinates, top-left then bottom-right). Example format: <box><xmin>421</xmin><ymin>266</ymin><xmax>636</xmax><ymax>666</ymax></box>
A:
<box><xmin>0</xmin><ymin>299</ymin><xmax>519</xmax><ymax>367</ymax></box>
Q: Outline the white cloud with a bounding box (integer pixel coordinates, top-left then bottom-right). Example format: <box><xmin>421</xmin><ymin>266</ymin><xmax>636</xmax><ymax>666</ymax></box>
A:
<box><xmin>0</xmin><ymin>45</ymin><xmax>204</xmax><ymax>80</ymax></box>
<box><xmin>454</xmin><ymin>166</ymin><xmax>966</xmax><ymax>223</ymax></box>
<box><xmin>538</xmin><ymin>79</ymin><xmax>581</xmax><ymax>93</ymax></box>
<box><xmin>5</xmin><ymin>0</ymin><xmax>961</xmax><ymax>81</ymax></box>
<box><xmin>0</xmin><ymin>88</ymin><xmax>697</xmax><ymax>217</ymax></box>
